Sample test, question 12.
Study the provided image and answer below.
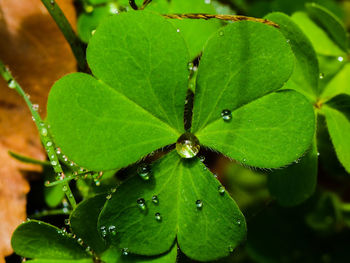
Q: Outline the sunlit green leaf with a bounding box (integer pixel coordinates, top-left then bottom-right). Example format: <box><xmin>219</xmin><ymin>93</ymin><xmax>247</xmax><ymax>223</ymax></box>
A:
<box><xmin>324</xmin><ymin>106</ymin><xmax>350</xmax><ymax>173</ymax></box>
<box><xmin>196</xmin><ymin>90</ymin><xmax>315</xmax><ymax>168</ymax></box>
<box><xmin>305</xmin><ymin>3</ymin><xmax>348</xmax><ymax>53</ymax></box>
<box><xmin>11</xmin><ymin>220</ymin><xmax>90</xmax><ymax>260</ymax></box>
<box><xmin>98</xmin><ymin>151</ymin><xmax>246</xmax><ymax>261</ymax></box>
<box><xmin>265</xmin><ymin>12</ymin><xmax>319</xmax><ymax>101</ymax></box>
<box><xmin>291</xmin><ymin>11</ymin><xmax>346</xmax><ymax>57</ymax></box>
<box><xmin>191</xmin><ymin>21</ymin><xmax>294</xmax><ymax>132</ymax></box>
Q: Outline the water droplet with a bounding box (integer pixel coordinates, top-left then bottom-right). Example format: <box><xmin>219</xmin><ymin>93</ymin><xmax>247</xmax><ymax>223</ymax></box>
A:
<box><xmin>64</xmin><ymin>219</ymin><xmax>70</xmax><ymax>225</ymax></box>
<box><xmin>242</xmin><ymin>158</ymin><xmax>247</xmax><ymax>163</ymax></box>
<box><xmin>51</xmin><ymin>161</ymin><xmax>57</xmax><ymax>166</ymax></box>
<box><xmin>57</xmin><ymin>172</ymin><xmax>65</xmax><ymax>180</ymax></box>
<box><xmin>152</xmin><ymin>195</ymin><xmax>159</xmax><ymax>204</ymax></box>
<box><xmin>32</xmin><ymin>104</ymin><xmax>39</xmax><ymax>111</ymax></box>
<box><xmin>155</xmin><ymin>213</ymin><xmax>162</xmax><ymax>221</ymax></box>
<box><xmin>95</xmin><ymin>180</ymin><xmax>101</xmax><ymax>186</ymax></box>
<box><xmin>137</xmin><ymin>164</ymin><xmax>151</xmax><ymax>180</ymax></box>
<box><xmin>91</xmin><ymin>30</ymin><xmax>96</xmax><ymax>36</ymax></box>
<box><xmin>111</xmin><ymin>188</ymin><xmax>117</xmax><ymax>193</ymax></box>
<box><xmin>219</xmin><ymin>31</ymin><xmax>224</xmax><ymax>36</ymax></box>
<box><xmin>56</xmin><ymin>148</ymin><xmax>61</xmax><ymax>154</ymax></box>
<box><xmin>108</xmin><ymin>225</ymin><xmax>117</xmax><ymax>235</ymax></box>
<box><xmin>204</xmin><ymin>0</ymin><xmax>211</xmax><ymax>4</ymax></box>
<box><xmin>286</xmin><ymin>39</ymin><xmax>290</xmax><ymax>43</ymax></box>
<box><xmin>62</xmin><ymin>185</ymin><xmax>68</xmax><ymax>192</ymax></box>
<box><xmin>176</xmin><ymin>28</ymin><xmax>180</xmax><ymax>33</ymax></box>
<box><xmin>221</xmin><ymin>109</ymin><xmax>232</xmax><ymax>121</ymax></box>
<box><xmin>8</xmin><ymin>79</ymin><xmax>16</xmax><ymax>89</ymax></box>
<box><xmin>228</xmin><ymin>245</ymin><xmax>234</xmax><ymax>253</ymax></box>
<box><xmin>85</xmin><ymin>5</ymin><xmax>94</xmax><ymax>13</ymax></box>
<box><xmin>106</xmin><ymin>194</ymin><xmax>112</xmax><ymax>200</ymax></box>
<box><xmin>199</xmin><ymin>156</ymin><xmax>205</xmax><ymax>162</ymax></box>
<box><xmin>41</xmin><ymin>128</ymin><xmax>48</xmax><ymax>136</ymax></box>
<box><xmin>337</xmin><ymin>56</ymin><xmax>344</xmax><ymax>62</ymax></box>
<box><xmin>100</xmin><ymin>226</ymin><xmax>107</xmax><ymax>238</ymax></box>
<box><xmin>187</xmin><ymin>62</ymin><xmax>194</xmax><ymax>71</ymax></box>
<box><xmin>122</xmin><ymin>248</ymin><xmax>129</xmax><ymax>256</ymax></box>
<box><xmin>235</xmin><ymin>219</ymin><xmax>241</xmax><ymax>226</ymax></box>
<box><xmin>176</xmin><ymin>132</ymin><xmax>200</xmax><ymax>158</ymax></box>
<box><xmin>317</xmin><ymin>152</ymin><xmax>320</xmax><ymax>156</ymax></box>
<box><xmin>319</xmin><ymin>73</ymin><xmax>325</xmax><ymax>79</ymax></box>
<box><xmin>77</xmin><ymin>238</ymin><xmax>83</xmax><ymax>244</ymax></box>
<box><xmin>70</xmin><ymin>161</ymin><xmax>74</xmax><ymax>166</ymax></box>
<box><xmin>46</xmin><ymin>141</ymin><xmax>52</xmax><ymax>147</ymax></box>
<box><xmin>218</xmin><ymin>186</ymin><xmax>225</xmax><ymax>195</ymax></box>
<box><xmin>137</xmin><ymin>198</ymin><xmax>146</xmax><ymax>210</ymax></box>
<box><xmin>196</xmin><ymin>200</ymin><xmax>203</xmax><ymax>209</ymax></box>
<box><xmin>50</xmin><ymin>0</ymin><xmax>55</xmax><ymax>6</ymax></box>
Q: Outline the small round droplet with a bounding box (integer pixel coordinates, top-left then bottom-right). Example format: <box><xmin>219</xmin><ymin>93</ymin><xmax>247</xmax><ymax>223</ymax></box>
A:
<box><xmin>228</xmin><ymin>245</ymin><xmax>234</xmax><ymax>253</ymax></box>
<box><xmin>62</xmin><ymin>185</ymin><xmax>68</xmax><ymax>192</ymax></box>
<box><xmin>122</xmin><ymin>248</ymin><xmax>129</xmax><ymax>256</ymax></box>
<box><xmin>106</xmin><ymin>194</ymin><xmax>112</xmax><ymax>200</ymax></box>
<box><xmin>51</xmin><ymin>161</ymin><xmax>57</xmax><ymax>166</ymax></box>
<box><xmin>137</xmin><ymin>164</ymin><xmax>151</xmax><ymax>180</ymax></box>
<box><xmin>337</xmin><ymin>56</ymin><xmax>344</xmax><ymax>62</ymax></box>
<box><xmin>77</xmin><ymin>238</ymin><xmax>83</xmax><ymax>244</ymax></box>
<box><xmin>176</xmin><ymin>132</ymin><xmax>200</xmax><ymax>158</ymax></box>
<box><xmin>91</xmin><ymin>29</ymin><xmax>96</xmax><ymax>36</ymax></box>
<box><xmin>221</xmin><ymin>109</ymin><xmax>232</xmax><ymax>121</ymax></box>
<box><xmin>32</xmin><ymin>104</ymin><xmax>39</xmax><ymax>111</ymax></box>
<box><xmin>137</xmin><ymin>198</ymin><xmax>146</xmax><ymax>210</ymax></box>
<box><xmin>319</xmin><ymin>73</ymin><xmax>325</xmax><ymax>79</ymax></box>
<box><xmin>7</xmin><ymin>79</ymin><xmax>16</xmax><ymax>89</ymax></box>
<box><xmin>100</xmin><ymin>226</ymin><xmax>107</xmax><ymax>238</ymax></box>
<box><xmin>317</xmin><ymin>152</ymin><xmax>320</xmax><ymax>156</ymax></box>
<box><xmin>176</xmin><ymin>28</ymin><xmax>180</xmax><ymax>33</ymax></box>
<box><xmin>56</xmin><ymin>148</ymin><xmax>61</xmax><ymax>154</ymax></box>
<box><xmin>46</xmin><ymin>141</ymin><xmax>52</xmax><ymax>147</ymax></box>
<box><xmin>235</xmin><ymin>219</ymin><xmax>241</xmax><ymax>226</ymax></box>
<box><xmin>196</xmin><ymin>200</ymin><xmax>203</xmax><ymax>209</ymax></box>
<box><xmin>85</xmin><ymin>5</ymin><xmax>94</xmax><ymax>13</ymax></box>
<box><xmin>108</xmin><ymin>225</ymin><xmax>117</xmax><ymax>236</ymax></box>
<box><xmin>187</xmin><ymin>62</ymin><xmax>194</xmax><ymax>71</ymax></box>
<box><xmin>199</xmin><ymin>156</ymin><xmax>205</xmax><ymax>162</ymax></box>
<box><xmin>41</xmin><ymin>128</ymin><xmax>48</xmax><ymax>136</ymax></box>
<box><xmin>152</xmin><ymin>195</ymin><xmax>159</xmax><ymax>204</ymax></box>
<box><xmin>218</xmin><ymin>186</ymin><xmax>225</xmax><ymax>195</ymax></box>
<box><xmin>219</xmin><ymin>31</ymin><xmax>224</xmax><ymax>36</ymax></box>
<box><xmin>155</xmin><ymin>213</ymin><xmax>162</xmax><ymax>221</ymax></box>
<box><xmin>204</xmin><ymin>0</ymin><xmax>211</xmax><ymax>4</ymax></box>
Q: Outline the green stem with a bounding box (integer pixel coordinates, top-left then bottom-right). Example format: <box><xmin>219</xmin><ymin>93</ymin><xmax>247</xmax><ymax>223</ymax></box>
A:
<box><xmin>40</xmin><ymin>0</ymin><xmax>87</xmax><ymax>72</ymax></box>
<box><xmin>30</xmin><ymin>208</ymin><xmax>72</xmax><ymax>218</ymax></box>
<box><xmin>0</xmin><ymin>61</ymin><xmax>77</xmax><ymax>209</ymax></box>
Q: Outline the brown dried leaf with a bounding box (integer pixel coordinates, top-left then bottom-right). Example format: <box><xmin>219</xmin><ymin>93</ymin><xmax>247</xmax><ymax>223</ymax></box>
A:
<box><xmin>0</xmin><ymin>0</ymin><xmax>77</xmax><ymax>261</ymax></box>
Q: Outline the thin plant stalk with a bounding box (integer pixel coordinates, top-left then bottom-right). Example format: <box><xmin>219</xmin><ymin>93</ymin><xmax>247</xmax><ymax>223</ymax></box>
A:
<box><xmin>40</xmin><ymin>0</ymin><xmax>87</xmax><ymax>72</ymax></box>
<box><xmin>0</xmin><ymin>60</ymin><xmax>77</xmax><ymax>209</ymax></box>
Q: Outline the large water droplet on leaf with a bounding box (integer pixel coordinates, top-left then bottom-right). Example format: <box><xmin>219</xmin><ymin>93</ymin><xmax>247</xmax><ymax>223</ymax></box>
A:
<box><xmin>176</xmin><ymin>133</ymin><xmax>200</xmax><ymax>158</ymax></box>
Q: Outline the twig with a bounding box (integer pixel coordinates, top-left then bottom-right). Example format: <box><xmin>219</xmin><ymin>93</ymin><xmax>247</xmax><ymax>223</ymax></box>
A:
<box><xmin>0</xmin><ymin>60</ymin><xmax>77</xmax><ymax>209</ymax></box>
<box><xmin>163</xmin><ymin>14</ymin><xmax>280</xmax><ymax>28</ymax></box>
<box><xmin>129</xmin><ymin>0</ymin><xmax>139</xmax><ymax>10</ymax></box>
<box><xmin>40</xmin><ymin>0</ymin><xmax>87</xmax><ymax>71</ymax></box>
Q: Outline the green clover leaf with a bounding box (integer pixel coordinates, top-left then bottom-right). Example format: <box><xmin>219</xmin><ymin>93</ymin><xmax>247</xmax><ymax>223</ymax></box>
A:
<box><xmin>264</xmin><ymin>8</ymin><xmax>350</xmax><ymax>207</ymax></box>
<box><xmin>47</xmin><ymin>11</ymin><xmax>315</xmax><ymax>261</ymax></box>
